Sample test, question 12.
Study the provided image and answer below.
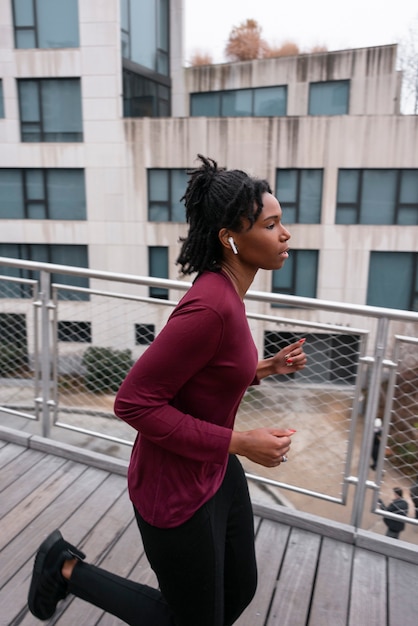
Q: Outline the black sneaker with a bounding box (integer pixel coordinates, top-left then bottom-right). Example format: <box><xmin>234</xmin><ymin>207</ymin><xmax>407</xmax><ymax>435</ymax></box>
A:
<box><xmin>28</xmin><ymin>529</ymin><xmax>86</xmax><ymax>620</ymax></box>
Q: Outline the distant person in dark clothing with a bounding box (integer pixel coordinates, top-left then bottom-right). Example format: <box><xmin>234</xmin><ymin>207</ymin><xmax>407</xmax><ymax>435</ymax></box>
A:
<box><xmin>410</xmin><ymin>479</ymin><xmax>418</xmax><ymax>520</ymax></box>
<box><xmin>378</xmin><ymin>487</ymin><xmax>409</xmax><ymax>539</ymax></box>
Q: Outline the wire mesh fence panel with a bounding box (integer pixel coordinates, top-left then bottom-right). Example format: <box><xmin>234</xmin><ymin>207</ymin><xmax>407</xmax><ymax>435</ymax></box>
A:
<box><xmin>374</xmin><ymin>335</ymin><xmax>418</xmax><ymax>528</ymax></box>
<box><xmin>387</xmin><ymin>337</ymin><xmax>418</xmax><ymax>477</ymax></box>
<box><xmin>52</xmin><ymin>284</ymin><xmax>177</xmax><ymax>446</ymax></box>
<box><xmin>0</xmin><ymin>277</ymin><xmax>39</xmax><ymax>419</ymax></box>
<box><xmin>235</xmin><ymin>323</ymin><xmax>367</xmax><ymax>502</ymax></box>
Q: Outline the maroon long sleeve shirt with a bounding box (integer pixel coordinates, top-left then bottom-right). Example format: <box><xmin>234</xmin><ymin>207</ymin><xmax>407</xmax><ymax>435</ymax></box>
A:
<box><xmin>114</xmin><ymin>271</ymin><xmax>258</xmax><ymax>528</ymax></box>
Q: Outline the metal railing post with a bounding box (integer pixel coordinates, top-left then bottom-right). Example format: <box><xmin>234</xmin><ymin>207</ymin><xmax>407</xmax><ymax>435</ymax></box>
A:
<box><xmin>350</xmin><ymin>316</ymin><xmax>389</xmax><ymax>528</ymax></box>
<box><xmin>39</xmin><ymin>270</ymin><xmax>52</xmax><ymax>438</ymax></box>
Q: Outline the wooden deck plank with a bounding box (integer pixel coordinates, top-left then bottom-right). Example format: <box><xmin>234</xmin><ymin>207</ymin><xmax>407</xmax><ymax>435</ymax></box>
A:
<box><xmin>308</xmin><ymin>536</ymin><xmax>353</xmax><ymax>626</ymax></box>
<box><xmin>0</xmin><ymin>450</ymin><xmax>68</xmax><ymax>519</ymax></box>
<box><xmin>0</xmin><ymin>440</ymin><xmax>28</xmax><ymax>473</ymax></box>
<box><xmin>2</xmin><ymin>433</ymin><xmax>418</xmax><ymax>626</ymax></box>
<box><xmin>0</xmin><ymin>461</ymin><xmax>99</xmax><ymax>582</ymax></box>
<box><xmin>0</xmin><ymin>447</ymin><xmax>45</xmax><ymax>496</ymax></box>
<box><xmin>0</xmin><ymin>458</ymin><xmax>92</xmax><ymax>552</ymax></box>
<box><xmin>387</xmin><ymin>557</ymin><xmax>418</xmax><ymax>626</ymax></box>
<box><xmin>348</xmin><ymin>547</ymin><xmax>387</xmax><ymax>626</ymax></box>
<box><xmin>15</xmin><ymin>478</ymin><xmax>131</xmax><ymax>626</ymax></box>
<box><xmin>51</xmin><ymin>488</ymin><xmax>138</xmax><ymax>624</ymax></box>
<box><xmin>266</xmin><ymin>527</ymin><xmax>321</xmax><ymax>626</ymax></box>
<box><xmin>1</xmin><ymin>466</ymin><xmax>110</xmax><ymax>625</ymax></box>
<box><xmin>236</xmin><ymin>518</ymin><xmax>290</xmax><ymax>626</ymax></box>
<box><xmin>56</xmin><ymin>473</ymin><xmax>128</xmax><ymax>552</ymax></box>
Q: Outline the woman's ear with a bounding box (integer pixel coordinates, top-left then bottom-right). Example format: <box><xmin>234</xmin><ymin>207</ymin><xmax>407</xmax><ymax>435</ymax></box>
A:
<box><xmin>218</xmin><ymin>229</ymin><xmax>238</xmax><ymax>254</ymax></box>
<box><xmin>218</xmin><ymin>228</ymin><xmax>230</xmax><ymax>250</ymax></box>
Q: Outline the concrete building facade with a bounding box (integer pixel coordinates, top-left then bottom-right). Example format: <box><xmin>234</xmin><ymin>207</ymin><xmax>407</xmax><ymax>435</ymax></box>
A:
<box><xmin>0</xmin><ymin>0</ymin><xmax>417</xmax><ymax>358</ymax></box>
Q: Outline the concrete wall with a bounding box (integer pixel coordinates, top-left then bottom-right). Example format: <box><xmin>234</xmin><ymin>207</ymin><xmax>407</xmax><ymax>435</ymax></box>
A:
<box><xmin>119</xmin><ymin>115</ymin><xmax>418</xmax><ymax>312</ymax></box>
<box><xmin>184</xmin><ymin>45</ymin><xmax>401</xmax><ymax>116</ymax></box>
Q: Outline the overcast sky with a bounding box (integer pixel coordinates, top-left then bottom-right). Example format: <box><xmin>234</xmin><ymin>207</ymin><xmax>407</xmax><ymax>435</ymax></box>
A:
<box><xmin>185</xmin><ymin>0</ymin><xmax>418</xmax><ymax>64</ymax></box>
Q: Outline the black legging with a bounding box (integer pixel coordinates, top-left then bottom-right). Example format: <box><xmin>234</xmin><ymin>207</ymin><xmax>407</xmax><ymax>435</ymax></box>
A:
<box><xmin>68</xmin><ymin>455</ymin><xmax>257</xmax><ymax>625</ymax></box>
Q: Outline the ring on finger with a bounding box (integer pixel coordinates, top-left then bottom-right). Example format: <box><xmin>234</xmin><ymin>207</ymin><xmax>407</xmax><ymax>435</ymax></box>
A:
<box><xmin>281</xmin><ymin>455</ymin><xmax>288</xmax><ymax>463</ymax></box>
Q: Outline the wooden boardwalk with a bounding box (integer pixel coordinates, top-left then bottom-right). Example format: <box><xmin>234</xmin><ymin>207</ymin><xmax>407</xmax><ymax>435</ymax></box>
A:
<box><xmin>1</xmin><ymin>425</ymin><xmax>418</xmax><ymax>626</ymax></box>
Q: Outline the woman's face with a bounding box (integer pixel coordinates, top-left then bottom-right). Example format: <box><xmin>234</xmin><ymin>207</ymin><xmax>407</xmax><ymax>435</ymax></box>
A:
<box><xmin>233</xmin><ymin>192</ymin><xmax>291</xmax><ymax>271</ymax></box>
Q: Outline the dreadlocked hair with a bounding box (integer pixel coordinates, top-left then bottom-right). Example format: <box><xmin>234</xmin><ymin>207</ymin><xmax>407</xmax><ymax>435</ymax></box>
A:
<box><xmin>176</xmin><ymin>154</ymin><xmax>272</xmax><ymax>275</ymax></box>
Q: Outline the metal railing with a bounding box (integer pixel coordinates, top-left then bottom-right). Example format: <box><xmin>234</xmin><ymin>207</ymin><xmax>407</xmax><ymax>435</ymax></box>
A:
<box><xmin>0</xmin><ymin>257</ymin><xmax>417</xmax><ymax>537</ymax></box>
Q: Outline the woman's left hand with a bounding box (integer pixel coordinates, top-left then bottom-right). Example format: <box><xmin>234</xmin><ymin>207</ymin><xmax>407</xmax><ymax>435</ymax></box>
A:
<box><xmin>269</xmin><ymin>338</ymin><xmax>307</xmax><ymax>375</ymax></box>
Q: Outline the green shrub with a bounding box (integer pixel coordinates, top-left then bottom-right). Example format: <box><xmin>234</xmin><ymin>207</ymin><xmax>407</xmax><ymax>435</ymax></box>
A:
<box><xmin>81</xmin><ymin>346</ymin><xmax>134</xmax><ymax>393</ymax></box>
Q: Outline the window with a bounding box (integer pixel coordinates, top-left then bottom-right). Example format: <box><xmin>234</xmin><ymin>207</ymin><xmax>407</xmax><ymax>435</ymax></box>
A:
<box><xmin>121</xmin><ymin>0</ymin><xmax>169</xmax><ymax>76</ymax></box>
<box><xmin>148</xmin><ymin>169</ymin><xmax>187</xmax><ymax>222</ymax></box>
<box><xmin>12</xmin><ymin>0</ymin><xmax>79</xmax><ymax>48</ymax></box>
<box><xmin>58</xmin><ymin>321</ymin><xmax>91</xmax><ymax>343</ymax></box>
<box><xmin>367</xmin><ymin>252</ymin><xmax>417</xmax><ymax>311</ymax></box>
<box><xmin>121</xmin><ymin>0</ymin><xmax>170</xmax><ymax>118</ymax></box>
<box><xmin>0</xmin><ymin>169</ymin><xmax>86</xmax><ymax>219</ymax></box>
<box><xmin>308</xmin><ymin>80</ymin><xmax>349</xmax><ymax>115</ymax></box>
<box><xmin>336</xmin><ymin>169</ymin><xmax>418</xmax><ymax>225</ymax></box>
<box><xmin>0</xmin><ymin>313</ymin><xmax>27</xmax><ymax>345</ymax></box>
<box><xmin>0</xmin><ymin>244</ymin><xmax>89</xmax><ymax>300</ymax></box>
<box><xmin>148</xmin><ymin>246</ymin><xmax>168</xmax><ymax>299</ymax></box>
<box><xmin>18</xmin><ymin>78</ymin><xmax>83</xmax><ymax>142</ymax></box>
<box><xmin>272</xmin><ymin>250</ymin><xmax>318</xmax><ymax>303</ymax></box>
<box><xmin>0</xmin><ymin>313</ymin><xmax>28</xmax><ymax>374</ymax></box>
<box><xmin>191</xmin><ymin>86</ymin><xmax>287</xmax><ymax>117</ymax></box>
<box><xmin>123</xmin><ymin>70</ymin><xmax>170</xmax><ymax>117</ymax></box>
<box><xmin>135</xmin><ymin>323</ymin><xmax>155</xmax><ymax>345</ymax></box>
<box><xmin>276</xmin><ymin>169</ymin><xmax>323</xmax><ymax>223</ymax></box>
<box><xmin>0</xmin><ymin>80</ymin><xmax>4</xmax><ymax>117</ymax></box>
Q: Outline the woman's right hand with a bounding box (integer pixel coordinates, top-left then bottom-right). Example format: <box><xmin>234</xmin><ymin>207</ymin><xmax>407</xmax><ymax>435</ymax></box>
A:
<box><xmin>229</xmin><ymin>428</ymin><xmax>296</xmax><ymax>468</ymax></box>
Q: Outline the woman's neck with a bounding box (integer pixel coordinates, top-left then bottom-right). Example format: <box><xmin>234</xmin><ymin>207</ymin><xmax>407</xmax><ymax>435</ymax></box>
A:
<box><xmin>220</xmin><ymin>263</ymin><xmax>256</xmax><ymax>300</ymax></box>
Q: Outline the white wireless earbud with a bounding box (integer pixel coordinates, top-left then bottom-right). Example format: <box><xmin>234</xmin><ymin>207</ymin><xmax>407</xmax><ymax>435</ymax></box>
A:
<box><xmin>228</xmin><ymin>237</ymin><xmax>238</xmax><ymax>255</ymax></box>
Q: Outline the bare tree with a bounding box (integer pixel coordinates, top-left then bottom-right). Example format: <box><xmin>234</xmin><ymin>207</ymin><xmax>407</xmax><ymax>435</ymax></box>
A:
<box><xmin>398</xmin><ymin>15</ymin><xmax>418</xmax><ymax>114</ymax></box>
<box><xmin>309</xmin><ymin>45</ymin><xmax>328</xmax><ymax>54</ymax></box>
<box><xmin>189</xmin><ymin>51</ymin><xmax>214</xmax><ymax>67</ymax></box>
<box><xmin>265</xmin><ymin>41</ymin><xmax>300</xmax><ymax>58</ymax></box>
<box><xmin>225</xmin><ymin>19</ymin><xmax>269</xmax><ymax>62</ymax></box>
<box><xmin>224</xmin><ymin>20</ymin><xmax>329</xmax><ymax>63</ymax></box>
